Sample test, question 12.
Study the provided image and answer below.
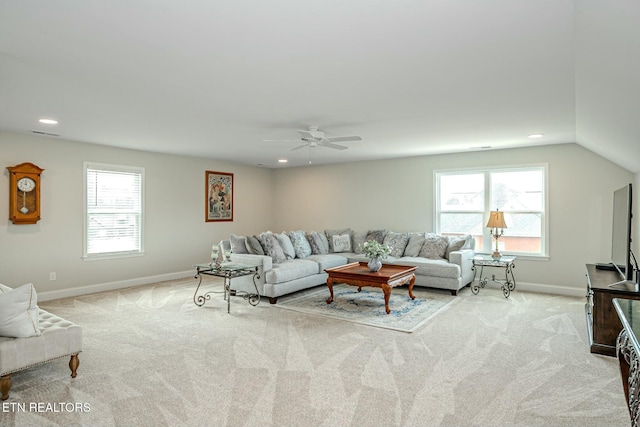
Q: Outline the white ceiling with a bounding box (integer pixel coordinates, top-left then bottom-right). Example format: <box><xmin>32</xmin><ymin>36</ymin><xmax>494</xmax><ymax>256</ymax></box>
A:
<box><xmin>1</xmin><ymin>1</ymin><xmax>639</xmax><ymax>171</ymax></box>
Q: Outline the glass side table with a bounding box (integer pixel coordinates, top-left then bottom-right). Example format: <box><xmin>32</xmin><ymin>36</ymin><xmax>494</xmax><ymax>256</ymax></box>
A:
<box><xmin>193</xmin><ymin>263</ymin><xmax>260</xmax><ymax>313</ymax></box>
<box><xmin>471</xmin><ymin>255</ymin><xmax>517</xmax><ymax>298</ymax></box>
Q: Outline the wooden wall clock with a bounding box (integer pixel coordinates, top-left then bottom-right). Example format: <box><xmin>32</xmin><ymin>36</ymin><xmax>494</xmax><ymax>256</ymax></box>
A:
<box><xmin>7</xmin><ymin>162</ymin><xmax>44</xmax><ymax>224</ymax></box>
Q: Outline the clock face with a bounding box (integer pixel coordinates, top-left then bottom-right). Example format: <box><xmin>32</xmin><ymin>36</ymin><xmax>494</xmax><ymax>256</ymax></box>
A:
<box><xmin>17</xmin><ymin>177</ymin><xmax>36</xmax><ymax>192</ymax></box>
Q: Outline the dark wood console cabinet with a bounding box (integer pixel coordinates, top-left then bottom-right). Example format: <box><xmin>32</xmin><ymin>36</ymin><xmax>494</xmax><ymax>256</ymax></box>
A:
<box><xmin>586</xmin><ymin>264</ymin><xmax>640</xmax><ymax>356</ymax></box>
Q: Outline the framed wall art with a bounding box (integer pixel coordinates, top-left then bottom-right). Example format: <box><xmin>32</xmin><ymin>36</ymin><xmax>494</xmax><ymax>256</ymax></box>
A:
<box><xmin>205</xmin><ymin>171</ymin><xmax>233</xmax><ymax>222</ymax></box>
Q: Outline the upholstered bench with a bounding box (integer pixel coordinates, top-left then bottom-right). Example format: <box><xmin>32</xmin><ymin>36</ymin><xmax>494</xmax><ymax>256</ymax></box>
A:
<box><xmin>0</xmin><ymin>308</ymin><xmax>82</xmax><ymax>401</ymax></box>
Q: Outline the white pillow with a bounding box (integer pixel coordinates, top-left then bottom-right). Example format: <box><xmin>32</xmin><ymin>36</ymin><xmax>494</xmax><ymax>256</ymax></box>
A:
<box><xmin>332</xmin><ymin>234</ymin><xmax>352</xmax><ymax>253</ymax></box>
<box><xmin>276</xmin><ymin>232</ymin><xmax>296</xmax><ymax>260</ymax></box>
<box><xmin>229</xmin><ymin>234</ymin><xmax>249</xmax><ymax>254</ymax></box>
<box><xmin>0</xmin><ymin>283</ymin><xmax>41</xmax><ymax>338</ymax></box>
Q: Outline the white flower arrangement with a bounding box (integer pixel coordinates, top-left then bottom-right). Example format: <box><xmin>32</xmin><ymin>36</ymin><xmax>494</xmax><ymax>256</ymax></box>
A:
<box><xmin>358</xmin><ymin>239</ymin><xmax>392</xmax><ymax>259</ymax></box>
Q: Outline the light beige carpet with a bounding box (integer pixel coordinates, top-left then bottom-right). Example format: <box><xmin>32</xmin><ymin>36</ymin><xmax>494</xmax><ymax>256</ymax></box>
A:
<box><xmin>1</xmin><ymin>277</ymin><xmax>630</xmax><ymax>427</ymax></box>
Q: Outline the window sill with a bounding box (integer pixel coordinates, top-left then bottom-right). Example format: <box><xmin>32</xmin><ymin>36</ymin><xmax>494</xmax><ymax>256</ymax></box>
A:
<box><xmin>83</xmin><ymin>251</ymin><xmax>145</xmax><ymax>262</ymax></box>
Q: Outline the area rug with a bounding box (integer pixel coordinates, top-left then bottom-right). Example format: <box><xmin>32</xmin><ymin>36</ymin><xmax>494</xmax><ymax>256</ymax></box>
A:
<box><xmin>275</xmin><ymin>284</ymin><xmax>458</xmax><ymax>332</ymax></box>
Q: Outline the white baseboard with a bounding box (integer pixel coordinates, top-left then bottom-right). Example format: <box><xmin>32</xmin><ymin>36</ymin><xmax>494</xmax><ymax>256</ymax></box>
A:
<box><xmin>38</xmin><ymin>270</ymin><xmax>196</xmax><ymax>302</ymax></box>
<box><xmin>38</xmin><ymin>275</ymin><xmax>588</xmax><ymax>302</ymax></box>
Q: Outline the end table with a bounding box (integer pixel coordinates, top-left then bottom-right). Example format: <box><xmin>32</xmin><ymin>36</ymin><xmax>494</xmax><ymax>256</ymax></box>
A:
<box><xmin>193</xmin><ymin>263</ymin><xmax>260</xmax><ymax>313</ymax></box>
<box><xmin>471</xmin><ymin>255</ymin><xmax>517</xmax><ymax>298</ymax></box>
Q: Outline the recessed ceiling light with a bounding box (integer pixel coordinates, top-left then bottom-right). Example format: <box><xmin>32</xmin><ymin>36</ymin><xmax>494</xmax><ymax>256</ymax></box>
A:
<box><xmin>39</xmin><ymin>118</ymin><xmax>58</xmax><ymax>125</ymax></box>
<box><xmin>278</xmin><ymin>159</ymin><xmax>288</xmax><ymax>163</ymax></box>
<box><xmin>528</xmin><ymin>133</ymin><xmax>544</xmax><ymax>139</ymax></box>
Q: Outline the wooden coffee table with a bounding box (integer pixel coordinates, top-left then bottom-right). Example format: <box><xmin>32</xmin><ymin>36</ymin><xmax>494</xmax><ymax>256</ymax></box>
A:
<box><xmin>325</xmin><ymin>262</ymin><xmax>417</xmax><ymax>314</ymax></box>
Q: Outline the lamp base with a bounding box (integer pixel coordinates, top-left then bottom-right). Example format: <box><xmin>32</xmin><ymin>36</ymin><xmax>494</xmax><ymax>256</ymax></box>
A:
<box><xmin>491</xmin><ymin>250</ymin><xmax>502</xmax><ymax>260</ymax></box>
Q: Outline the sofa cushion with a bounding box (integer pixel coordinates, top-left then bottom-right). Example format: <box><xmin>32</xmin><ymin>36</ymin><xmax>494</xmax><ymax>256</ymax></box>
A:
<box><xmin>246</xmin><ymin>235</ymin><xmax>265</xmax><ymax>255</ymax></box>
<box><xmin>325</xmin><ymin>228</ymin><xmax>351</xmax><ymax>253</ymax></box>
<box><xmin>383</xmin><ymin>231</ymin><xmax>409</xmax><ymax>257</ymax></box>
<box><xmin>229</xmin><ymin>234</ymin><xmax>249</xmax><ymax>254</ymax></box>
<box><xmin>352</xmin><ymin>230</ymin><xmax>367</xmax><ymax>254</ymax></box>
<box><xmin>445</xmin><ymin>236</ymin><xmax>467</xmax><ymax>260</ymax></box>
<box><xmin>366</xmin><ymin>229</ymin><xmax>388</xmax><ymax>244</ymax></box>
<box><xmin>276</xmin><ymin>232</ymin><xmax>296</xmax><ymax>260</ymax></box>
<box><xmin>258</xmin><ymin>232</ymin><xmax>287</xmax><ymax>263</ymax></box>
<box><xmin>307</xmin><ymin>231</ymin><xmax>329</xmax><ymax>255</ymax></box>
<box><xmin>265</xmin><ymin>260</ymin><xmax>320</xmax><ymax>284</ymax></box>
<box><xmin>397</xmin><ymin>257</ymin><xmax>461</xmax><ymax>279</ymax></box>
<box><xmin>0</xmin><ymin>283</ymin><xmax>41</xmax><ymax>338</ymax></box>
<box><xmin>403</xmin><ymin>233</ymin><xmax>425</xmax><ymax>257</ymax></box>
<box><xmin>288</xmin><ymin>230</ymin><xmax>312</xmax><ymax>258</ymax></box>
<box><xmin>304</xmin><ymin>254</ymin><xmax>348</xmax><ymax>272</ymax></box>
<box><xmin>419</xmin><ymin>233</ymin><xmax>449</xmax><ymax>259</ymax></box>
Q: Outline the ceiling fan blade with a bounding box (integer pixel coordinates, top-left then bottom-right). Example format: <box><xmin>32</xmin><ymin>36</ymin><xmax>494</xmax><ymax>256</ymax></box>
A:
<box><xmin>290</xmin><ymin>143</ymin><xmax>308</xmax><ymax>151</ymax></box>
<box><xmin>320</xmin><ymin>142</ymin><xmax>348</xmax><ymax>150</ymax></box>
<box><xmin>325</xmin><ymin>135</ymin><xmax>362</xmax><ymax>143</ymax></box>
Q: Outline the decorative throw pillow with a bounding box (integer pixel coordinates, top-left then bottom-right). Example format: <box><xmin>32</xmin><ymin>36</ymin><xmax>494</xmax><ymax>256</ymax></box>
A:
<box><xmin>352</xmin><ymin>230</ymin><xmax>368</xmax><ymax>254</ymax></box>
<box><xmin>403</xmin><ymin>233</ymin><xmax>425</xmax><ymax>257</ymax></box>
<box><xmin>0</xmin><ymin>283</ymin><xmax>41</xmax><ymax>338</ymax></box>
<box><xmin>258</xmin><ymin>232</ymin><xmax>287</xmax><ymax>263</ymax></box>
<box><xmin>245</xmin><ymin>235</ymin><xmax>265</xmax><ymax>255</ymax></box>
<box><xmin>318</xmin><ymin>232</ymin><xmax>330</xmax><ymax>254</ymax></box>
<box><xmin>418</xmin><ymin>233</ymin><xmax>450</xmax><ymax>259</ymax></box>
<box><xmin>445</xmin><ymin>236</ymin><xmax>467</xmax><ymax>260</ymax></box>
<box><xmin>276</xmin><ymin>232</ymin><xmax>296</xmax><ymax>260</ymax></box>
<box><xmin>366</xmin><ymin>229</ymin><xmax>388</xmax><ymax>245</ymax></box>
<box><xmin>325</xmin><ymin>228</ymin><xmax>351</xmax><ymax>253</ymax></box>
<box><xmin>289</xmin><ymin>230</ymin><xmax>312</xmax><ymax>258</ymax></box>
<box><xmin>229</xmin><ymin>234</ymin><xmax>248</xmax><ymax>254</ymax></box>
<box><xmin>383</xmin><ymin>231</ymin><xmax>409</xmax><ymax>257</ymax></box>
<box><xmin>332</xmin><ymin>234</ymin><xmax>352</xmax><ymax>253</ymax></box>
<box><xmin>307</xmin><ymin>231</ymin><xmax>329</xmax><ymax>255</ymax></box>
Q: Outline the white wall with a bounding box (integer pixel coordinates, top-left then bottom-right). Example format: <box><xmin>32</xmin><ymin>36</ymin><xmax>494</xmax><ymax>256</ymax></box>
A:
<box><xmin>272</xmin><ymin>143</ymin><xmax>634</xmax><ymax>295</ymax></box>
<box><xmin>2</xmin><ymin>133</ymin><xmax>635</xmax><ymax>299</ymax></box>
<box><xmin>0</xmin><ymin>132</ymin><xmax>274</xmax><ymax>299</ymax></box>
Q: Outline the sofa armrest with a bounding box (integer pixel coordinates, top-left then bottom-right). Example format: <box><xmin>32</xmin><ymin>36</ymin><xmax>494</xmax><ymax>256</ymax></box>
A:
<box><xmin>230</xmin><ymin>253</ymin><xmax>273</xmax><ymax>272</ymax></box>
<box><xmin>449</xmin><ymin>249</ymin><xmax>475</xmax><ymax>285</ymax></box>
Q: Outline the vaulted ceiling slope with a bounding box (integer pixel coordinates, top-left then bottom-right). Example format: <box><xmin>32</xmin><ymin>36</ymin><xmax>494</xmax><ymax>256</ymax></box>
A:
<box><xmin>1</xmin><ymin>1</ymin><xmax>638</xmax><ymax>171</ymax></box>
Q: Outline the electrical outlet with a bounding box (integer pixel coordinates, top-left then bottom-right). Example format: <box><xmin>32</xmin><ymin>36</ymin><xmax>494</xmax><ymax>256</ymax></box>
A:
<box><xmin>49</xmin><ymin>272</ymin><xmax>56</xmax><ymax>281</ymax></box>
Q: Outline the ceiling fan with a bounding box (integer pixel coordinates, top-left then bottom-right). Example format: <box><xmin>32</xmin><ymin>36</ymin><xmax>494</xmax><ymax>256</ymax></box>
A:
<box><xmin>264</xmin><ymin>126</ymin><xmax>362</xmax><ymax>151</ymax></box>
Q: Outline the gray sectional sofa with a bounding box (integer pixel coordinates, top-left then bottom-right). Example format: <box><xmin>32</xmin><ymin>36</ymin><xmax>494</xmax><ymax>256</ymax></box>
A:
<box><xmin>221</xmin><ymin>228</ymin><xmax>475</xmax><ymax>304</ymax></box>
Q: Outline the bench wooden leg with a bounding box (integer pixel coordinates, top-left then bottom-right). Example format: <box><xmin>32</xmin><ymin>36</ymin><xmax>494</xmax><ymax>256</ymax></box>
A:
<box><xmin>69</xmin><ymin>354</ymin><xmax>79</xmax><ymax>378</ymax></box>
<box><xmin>1</xmin><ymin>374</ymin><xmax>11</xmax><ymax>401</ymax></box>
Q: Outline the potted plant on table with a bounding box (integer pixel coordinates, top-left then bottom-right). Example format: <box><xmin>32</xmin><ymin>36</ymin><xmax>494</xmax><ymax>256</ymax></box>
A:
<box><xmin>359</xmin><ymin>240</ymin><xmax>392</xmax><ymax>272</ymax></box>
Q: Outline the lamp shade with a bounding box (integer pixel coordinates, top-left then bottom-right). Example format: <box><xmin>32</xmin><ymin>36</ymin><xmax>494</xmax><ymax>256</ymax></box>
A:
<box><xmin>486</xmin><ymin>210</ymin><xmax>507</xmax><ymax>229</ymax></box>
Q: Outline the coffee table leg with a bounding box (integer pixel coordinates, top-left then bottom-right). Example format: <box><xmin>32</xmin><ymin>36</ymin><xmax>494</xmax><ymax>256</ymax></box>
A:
<box><xmin>408</xmin><ymin>274</ymin><xmax>416</xmax><ymax>300</ymax></box>
<box><xmin>326</xmin><ymin>278</ymin><xmax>334</xmax><ymax>304</ymax></box>
<box><xmin>382</xmin><ymin>284</ymin><xmax>392</xmax><ymax>314</ymax></box>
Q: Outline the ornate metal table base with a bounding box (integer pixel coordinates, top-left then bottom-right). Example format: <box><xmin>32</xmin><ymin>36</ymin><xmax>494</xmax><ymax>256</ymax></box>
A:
<box><xmin>193</xmin><ymin>264</ymin><xmax>260</xmax><ymax>313</ymax></box>
<box><xmin>471</xmin><ymin>256</ymin><xmax>517</xmax><ymax>298</ymax></box>
<box><xmin>618</xmin><ymin>329</ymin><xmax>640</xmax><ymax>427</ymax></box>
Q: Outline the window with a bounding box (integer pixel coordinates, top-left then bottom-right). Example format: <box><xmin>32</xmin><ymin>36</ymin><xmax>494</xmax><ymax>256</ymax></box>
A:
<box><xmin>435</xmin><ymin>165</ymin><xmax>547</xmax><ymax>257</ymax></box>
<box><xmin>84</xmin><ymin>162</ymin><xmax>144</xmax><ymax>259</ymax></box>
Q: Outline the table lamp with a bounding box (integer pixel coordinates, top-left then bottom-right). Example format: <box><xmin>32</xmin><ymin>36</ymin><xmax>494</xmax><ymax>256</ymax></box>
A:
<box><xmin>486</xmin><ymin>209</ymin><xmax>507</xmax><ymax>259</ymax></box>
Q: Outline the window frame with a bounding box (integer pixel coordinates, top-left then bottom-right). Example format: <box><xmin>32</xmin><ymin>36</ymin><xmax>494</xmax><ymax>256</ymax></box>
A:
<box><xmin>83</xmin><ymin>161</ymin><xmax>145</xmax><ymax>261</ymax></box>
<box><xmin>434</xmin><ymin>164</ymin><xmax>549</xmax><ymax>259</ymax></box>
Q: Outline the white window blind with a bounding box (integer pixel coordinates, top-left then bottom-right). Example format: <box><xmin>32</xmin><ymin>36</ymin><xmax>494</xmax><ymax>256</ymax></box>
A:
<box><xmin>84</xmin><ymin>163</ymin><xmax>144</xmax><ymax>259</ymax></box>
